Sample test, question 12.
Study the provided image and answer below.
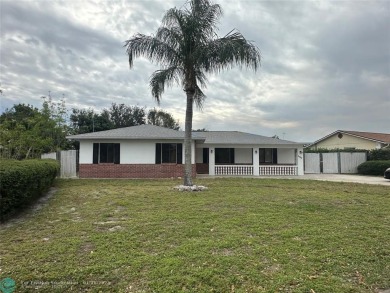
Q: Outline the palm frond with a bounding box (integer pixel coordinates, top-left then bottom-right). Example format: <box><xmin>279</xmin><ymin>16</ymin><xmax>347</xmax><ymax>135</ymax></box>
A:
<box><xmin>196</xmin><ymin>30</ymin><xmax>261</xmax><ymax>73</ymax></box>
<box><xmin>150</xmin><ymin>66</ymin><xmax>182</xmax><ymax>103</ymax></box>
<box><xmin>124</xmin><ymin>34</ymin><xmax>179</xmax><ymax>68</ymax></box>
<box><xmin>193</xmin><ymin>84</ymin><xmax>206</xmax><ymax>110</ymax></box>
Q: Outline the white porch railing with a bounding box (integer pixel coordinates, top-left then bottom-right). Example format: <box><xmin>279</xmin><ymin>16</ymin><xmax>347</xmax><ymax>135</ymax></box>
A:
<box><xmin>259</xmin><ymin>165</ymin><xmax>298</xmax><ymax>176</ymax></box>
<box><xmin>215</xmin><ymin>165</ymin><xmax>253</xmax><ymax>175</ymax></box>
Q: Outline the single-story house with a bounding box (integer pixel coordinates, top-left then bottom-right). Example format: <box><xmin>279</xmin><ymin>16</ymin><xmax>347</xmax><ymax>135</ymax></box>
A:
<box><xmin>67</xmin><ymin>124</ymin><xmax>304</xmax><ymax>178</ymax></box>
<box><xmin>308</xmin><ymin>130</ymin><xmax>390</xmax><ymax>151</ymax></box>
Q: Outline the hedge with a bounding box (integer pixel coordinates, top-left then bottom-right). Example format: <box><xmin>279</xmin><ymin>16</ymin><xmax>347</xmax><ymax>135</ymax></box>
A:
<box><xmin>357</xmin><ymin>160</ymin><xmax>390</xmax><ymax>176</ymax></box>
<box><xmin>0</xmin><ymin>159</ymin><xmax>60</xmax><ymax>222</ymax></box>
<box><xmin>368</xmin><ymin>148</ymin><xmax>390</xmax><ymax>161</ymax></box>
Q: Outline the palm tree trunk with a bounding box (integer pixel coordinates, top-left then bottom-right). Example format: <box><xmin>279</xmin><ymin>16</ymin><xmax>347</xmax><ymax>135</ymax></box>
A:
<box><xmin>183</xmin><ymin>91</ymin><xmax>194</xmax><ymax>186</ymax></box>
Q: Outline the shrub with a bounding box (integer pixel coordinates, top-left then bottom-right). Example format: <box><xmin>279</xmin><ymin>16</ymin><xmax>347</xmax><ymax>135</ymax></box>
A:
<box><xmin>304</xmin><ymin>148</ymin><xmax>367</xmax><ymax>153</ymax></box>
<box><xmin>368</xmin><ymin>148</ymin><xmax>390</xmax><ymax>161</ymax></box>
<box><xmin>357</xmin><ymin>160</ymin><xmax>390</xmax><ymax>176</ymax></box>
<box><xmin>0</xmin><ymin>159</ymin><xmax>59</xmax><ymax>222</ymax></box>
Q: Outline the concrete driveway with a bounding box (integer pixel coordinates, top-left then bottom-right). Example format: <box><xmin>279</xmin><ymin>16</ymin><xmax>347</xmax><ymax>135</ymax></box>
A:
<box><xmin>296</xmin><ymin>174</ymin><xmax>390</xmax><ymax>186</ymax></box>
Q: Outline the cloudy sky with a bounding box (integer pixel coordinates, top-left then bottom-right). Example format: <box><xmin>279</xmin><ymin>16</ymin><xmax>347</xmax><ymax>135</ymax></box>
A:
<box><xmin>1</xmin><ymin>0</ymin><xmax>389</xmax><ymax>142</ymax></box>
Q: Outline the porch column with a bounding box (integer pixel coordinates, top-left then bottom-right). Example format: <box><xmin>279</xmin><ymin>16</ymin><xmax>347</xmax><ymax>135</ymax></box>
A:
<box><xmin>297</xmin><ymin>146</ymin><xmax>304</xmax><ymax>175</ymax></box>
<box><xmin>209</xmin><ymin>147</ymin><xmax>215</xmax><ymax>175</ymax></box>
<box><xmin>253</xmin><ymin>148</ymin><xmax>259</xmax><ymax>175</ymax></box>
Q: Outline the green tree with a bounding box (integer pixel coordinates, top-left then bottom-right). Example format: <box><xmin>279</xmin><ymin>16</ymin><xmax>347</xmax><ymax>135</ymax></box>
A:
<box><xmin>147</xmin><ymin>108</ymin><xmax>180</xmax><ymax>130</ymax></box>
<box><xmin>70</xmin><ymin>108</ymin><xmax>113</xmax><ymax>134</ymax></box>
<box><xmin>125</xmin><ymin>0</ymin><xmax>260</xmax><ymax>186</ymax></box>
<box><xmin>0</xmin><ymin>102</ymin><xmax>69</xmax><ymax>159</ymax></box>
<box><xmin>108</xmin><ymin>103</ymin><xmax>146</xmax><ymax>128</ymax></box>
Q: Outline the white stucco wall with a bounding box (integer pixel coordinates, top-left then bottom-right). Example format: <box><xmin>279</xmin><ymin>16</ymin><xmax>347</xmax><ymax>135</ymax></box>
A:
<box><xmin>195</xmin><ymin>148</ymin><xmax>204</xmax><ymax>163</ymax></box>
<box><xmin>277</xmin><ymin>149</ymin><xmax>295</xmax><ymax>164</ymax></box>
<box><xmin>313</xmin><ymin>133</ymin><xmax>378</xmax><ymax>150</ymax></box>
<box><xmin>121</xmin><ymin>141</ymin><xmax>155</xmax><ymax>164</ymax></box>
<box><xmin>235</xmin><ymin>148</ymin><xmax>253</xmax><ymax>164</ymax></box>
<box><xmin>79</xmin><ymin>140</ymin><xmax>195</xmax><ymax>164</ymax></box>
<box><xmin>79</xmin><ymin>141</ymin><xmax>94</xmax><ymax>164</ymax></box>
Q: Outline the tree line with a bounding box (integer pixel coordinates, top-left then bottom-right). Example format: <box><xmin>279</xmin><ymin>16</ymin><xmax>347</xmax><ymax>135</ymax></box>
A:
<box><xmin>0</xmin><ymin>97</ymin><xmax>180</xmax><ymax>160</ymax></box>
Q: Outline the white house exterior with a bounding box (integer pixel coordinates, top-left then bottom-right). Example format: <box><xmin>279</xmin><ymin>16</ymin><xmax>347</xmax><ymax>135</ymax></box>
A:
<box><xmin>67</xmin><ymin>125</ymin><xmax>304</xmax><ymax>178</ymax></box>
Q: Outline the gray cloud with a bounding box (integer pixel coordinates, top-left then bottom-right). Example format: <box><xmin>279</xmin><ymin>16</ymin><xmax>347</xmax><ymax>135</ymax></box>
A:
<box><xmin>1</xmin><ymin>0</ymin><xmax>389</xmax><ymax>143</ymax></box>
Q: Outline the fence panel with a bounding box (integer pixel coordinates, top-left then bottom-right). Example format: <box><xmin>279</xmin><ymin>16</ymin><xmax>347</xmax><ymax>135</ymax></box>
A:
<box><xmin>304</xmin><ymin>153</ymin><xmax>321</xmax><ymax>173</ymax></box>
<box><xmin>41</xmin><ymin>152</ymin><xmax>57</xmax><ymax>160</ymax></box>
<box><xmin>322</xmin><ymin>153</ymin><xmax>339</xmax><ymax>173</ymax></box>
<box><xmin>60</xmin><ymin>150</ymin><xmax>77</xmax><ymax>178</ymax></box>
<box><xmin>340</xmin><ymin>152</ymin><xmax>366</xmax><ymax>173</ymax></box>
<box><xmin>42</xmin><ymin>150</ymin><xmax>77</xmax><ymax>178</ymax></box>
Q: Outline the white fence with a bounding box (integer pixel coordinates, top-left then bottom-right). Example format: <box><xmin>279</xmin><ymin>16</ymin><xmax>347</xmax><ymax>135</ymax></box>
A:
<box><xmin>214</xmin><ymin>165</ymin><xmax>298</xmax><ymax>176</ymax></box>
<box><xmin>304</xmin><ymin>152</ymin><xmax>367</xmax><ymax>174</ymax></box>
<box><xmin>215</xmin><ymin>165</ymin><xmax>253</xmax><ymax>175</ymax></box>
<box><xmin>340</xmin><ymin>152</ymin><xmax>366</xmax><ymax>173</ymax></box>
<box><xmin>304</xmin><ymin>153</ymin><xmax>320</xmax><ymax>174</ymax></box>
<box><xmin>259</xmin><ymin>165</ymin><xmax>298</xmax><ymax>176</ymax></box>
<box><xmin>41</xmin><ymin>150</ymin><xmax>78</xmax><ymax>178</ymax></box>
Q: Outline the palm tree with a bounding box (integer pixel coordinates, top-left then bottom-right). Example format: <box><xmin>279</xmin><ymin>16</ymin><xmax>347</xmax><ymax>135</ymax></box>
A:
<box><xmin>125</xmin><ymin>0</ymin><xmax>261</xmax><ymax>186</ymax></box>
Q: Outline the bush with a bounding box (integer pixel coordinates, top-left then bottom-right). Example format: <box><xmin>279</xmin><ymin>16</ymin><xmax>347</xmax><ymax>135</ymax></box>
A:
<box><xmin>368</xmin><ymin>148</ymin><xmax>390</xmax><ymax>161</ymax></box>
<box><xmin>304</xmin><ymin>148</ymin><xmax>367</xmax><ymax>153</ymax></box>
<box><xmin>357</xmin><ymin>160</ymin><xmax>390</xmax><ymax>176</ymax></box>
<box><xmin>0</xmin><ymin>159</ymin><xmax>59</xmax><ymax>222</ymax></box>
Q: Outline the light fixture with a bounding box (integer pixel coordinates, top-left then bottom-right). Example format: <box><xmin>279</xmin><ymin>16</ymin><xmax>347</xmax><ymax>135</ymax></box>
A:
<box><xmin>210</xmin><ymin>149</ymin><xmax>213</xmax><ymax>154</ymax></box>
<box><xmin>255</xmin><ymin>150</ymin><xmax>258</xmax><ymax>154</ymax></box>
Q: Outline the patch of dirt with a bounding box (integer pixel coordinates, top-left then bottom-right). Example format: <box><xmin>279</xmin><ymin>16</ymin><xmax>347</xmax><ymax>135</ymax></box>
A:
<box><xmin>0</xmin><ymin>187</ymin><xmax>58</xmax><ymax>228</ymax></box>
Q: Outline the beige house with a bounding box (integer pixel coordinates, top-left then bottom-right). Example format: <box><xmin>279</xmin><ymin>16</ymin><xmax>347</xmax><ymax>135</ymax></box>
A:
<box><xmin>308</xmin><ymin>130</ymin><xmax>390</xmax><ymax>150</ymax></box>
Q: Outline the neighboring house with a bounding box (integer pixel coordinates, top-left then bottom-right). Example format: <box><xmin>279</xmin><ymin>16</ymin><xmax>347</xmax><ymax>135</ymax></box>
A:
<box><xmin>308</xmin><ymin>130</ymin><xmax>390</xmax><ymax>151</ymax></box>
<box><xmin>67</xmin><ymin>124</ymin><xmax>304</xmax><ymax>178</ymax></box>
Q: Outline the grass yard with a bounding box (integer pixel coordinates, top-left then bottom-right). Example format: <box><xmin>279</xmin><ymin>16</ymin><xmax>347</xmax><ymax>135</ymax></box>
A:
<box><xmin>0</xmin><ymin>178</ymin><xmax>389</xmax><ymax>292</ymax></box>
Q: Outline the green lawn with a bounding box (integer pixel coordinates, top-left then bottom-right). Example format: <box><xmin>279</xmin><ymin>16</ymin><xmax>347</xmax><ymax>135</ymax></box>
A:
<box><xmin>0</xmin><ymin>178</ymin><xmax>389</xmax><ymax>292</ymax></box>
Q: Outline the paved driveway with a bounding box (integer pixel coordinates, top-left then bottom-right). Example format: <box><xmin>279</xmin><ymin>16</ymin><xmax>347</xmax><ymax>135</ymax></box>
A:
<box><xmin>298</xmin><ymin>174</ymin><xmax>390</xmax><ymax>186</ymax></box>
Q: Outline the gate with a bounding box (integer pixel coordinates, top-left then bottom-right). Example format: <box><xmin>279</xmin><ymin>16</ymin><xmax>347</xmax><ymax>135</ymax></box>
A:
<box><xmin>340</xmin><ymin>152</ymin><xmax>366</xmax><ymax>173</ymax></box>
<box><xmin>304</xmin><ymin>152</ymin><xmax>367</xmax><ymax>174</ymax></box>
<box><xmin>304</xmin><ymin>153</ymin><xmax>320</xmax><ymax>173</ymax></box>
<box><xmin>41</xmin><ymin>150</ymin><xmax>78</xmax><ymax>178</ymax></box>
<box><xmin>322</xmin><ymin>153</ymin><xmax>338</xmax><ymax>174</ymax></box>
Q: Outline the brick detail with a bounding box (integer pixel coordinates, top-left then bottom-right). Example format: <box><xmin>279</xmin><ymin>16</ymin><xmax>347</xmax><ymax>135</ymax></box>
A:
<box><xmin>196</xmin><ymin>163</ymin><xmax>209</xmax><ymax>174</ymax></box>
<box><xmin>79</xmin><ymin>164</ymin><xmax>196</xmax><ymax>179</ymax></box>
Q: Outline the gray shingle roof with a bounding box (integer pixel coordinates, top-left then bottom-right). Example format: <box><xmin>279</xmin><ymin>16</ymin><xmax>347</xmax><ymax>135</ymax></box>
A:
<box><xmin>67</xmin><ymin>124</ymin><xmax>204</xmax><ymax>140</ymax></box>
<box><xmin>196</xmin><ymin>131</ymin><xmax>299</xmax><ymax>145</ymax></box>
<box><xmin>67</xmin><ymin>125</ymin><xmax>300</xmax><ymax>146</ymax></box>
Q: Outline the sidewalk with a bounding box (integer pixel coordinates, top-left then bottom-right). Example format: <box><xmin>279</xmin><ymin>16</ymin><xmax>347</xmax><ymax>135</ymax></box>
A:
<box><xmin>297</xmin><ymin>174</ymin><xmax>390</xmax><ymax>186</ymax></box>
<box><xmin>198</xmin><ymin>174</ymin><xmax>390</xmax><ymax>186</ymax></box>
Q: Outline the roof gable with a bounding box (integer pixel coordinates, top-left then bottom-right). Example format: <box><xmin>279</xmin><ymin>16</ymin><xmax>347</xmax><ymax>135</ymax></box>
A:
<box><xmin>310</xmin><ymin>130</ymin><xmax>390</xmax><ymax>146</ymax></box>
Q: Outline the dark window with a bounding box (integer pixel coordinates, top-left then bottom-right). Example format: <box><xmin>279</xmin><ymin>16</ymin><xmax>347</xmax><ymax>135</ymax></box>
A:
<box><xmin>156</xmin><ymin>143</ymin><xmax>182</xmax><ymax>164</ymax></box>
<box><xmin>215</xmin><ymin>148</ymin><xmax>235</xmax><ymax>164</ymax></box>
<box><xmin>203</xmin><ymin>148</ymin><xmax>209</xmax><ymax>164</ymax></box>
<box><xmin>259</xmin><ymin>148</ymin><xmax>277</xmax><ymax>164</ymax></box>
<box><xmin>93</xmin><ymin>143</ymin><xmax>120</xmax><ymax>164</ymax></box>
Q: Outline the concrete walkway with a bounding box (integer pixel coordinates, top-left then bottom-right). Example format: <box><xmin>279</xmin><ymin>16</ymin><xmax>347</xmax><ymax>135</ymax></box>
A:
<box><xmin>295</xmin><ymin>174</ymin><xmax>390</xmax><ymax>186</ymax></box>
<box><xmin>199</xmin><ymin>174</ymin><xmax>390</xmax><ymax>186</ymax></box>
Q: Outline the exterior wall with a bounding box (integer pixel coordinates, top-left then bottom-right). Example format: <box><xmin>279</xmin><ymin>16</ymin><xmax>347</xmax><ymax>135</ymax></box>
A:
<box><xmin>195</xmin><ymin>148</ymin><xmax>203</xmax><ymax>163</ymax></box>
<box><xmin>235</xmin><ymin>148</ymin><xmax>253</xmax><ymax>164</ymax></box>
<box><xmin>277</xmin><ymin>149</ymin><xmax>295</xmax><ymax>164</ymax></box>
<box><xmin>199</xmin><ymin>144</ymin><xmax>304</xmax><ymax>176</ymax></box>
<box><xmin>79</xmin><ymin>164</ymin><xmax>196</xmax><ymax>178</ymax></box>
<box><xmin>80</xmin><ymin>141</ymin><xmax>94</xmax><ymax>164</ymax></box>
<box><xmin>121</xmin><ymin>141</ymin><xmax>155</xmax><ymax>164</ymax></box>
<box><xmin>80</xmin><ymin>140</ymin><xmax>195</xmax><ymax>165</ymax></box>
<box><xmin>313</xmin><ymin>134</ymin><xmax>378</xmax><ymax>150</ymax></box>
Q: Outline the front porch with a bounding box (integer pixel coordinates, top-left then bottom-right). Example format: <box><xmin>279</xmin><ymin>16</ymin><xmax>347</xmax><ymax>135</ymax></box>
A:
<box><xmin>195</xmin><ymin>146</ymin><xmax>303</xmax><ymax>176</ymax></box>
